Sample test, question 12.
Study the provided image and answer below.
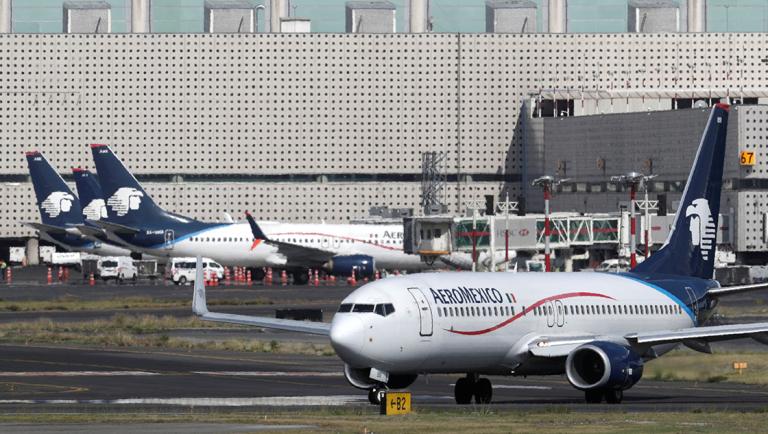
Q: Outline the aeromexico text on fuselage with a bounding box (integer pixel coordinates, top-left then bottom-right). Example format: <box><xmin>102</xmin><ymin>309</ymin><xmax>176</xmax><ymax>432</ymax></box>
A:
<box><xmin>430</xmin><ymin>286</ymin><xmax>506</xmax><ymax>305</ymax></box>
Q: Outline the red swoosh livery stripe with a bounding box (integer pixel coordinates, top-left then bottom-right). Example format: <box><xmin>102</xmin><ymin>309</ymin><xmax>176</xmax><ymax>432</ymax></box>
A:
<box><xmin>446</xmin><ymin>292</ymin><xmax>615</xmax><ymax>336</ymax></box>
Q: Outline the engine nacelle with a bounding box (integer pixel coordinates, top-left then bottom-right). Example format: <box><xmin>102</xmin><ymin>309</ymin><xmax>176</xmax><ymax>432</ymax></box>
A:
<box><xmin>326</xmin><ymin>255</ymin><xmax>375</xmax><ymax>278</ymax></box>
<box><xmin>343</xmin><ymin>364</ymin><xmax>417</xmax><ymax>390</ymax></box>
<box><xmin>565</xmin><ymin>341</ymin><xmax>643</xmax><ymax>391</ymax></box>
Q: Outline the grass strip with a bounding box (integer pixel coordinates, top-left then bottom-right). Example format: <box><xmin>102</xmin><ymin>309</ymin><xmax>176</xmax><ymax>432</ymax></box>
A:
<box><xmin>0</xmin><ymin>296</ymin><xmax>272</xmax><ymax>312</ymax></box>
<box><xmin>0</xmin><ymin>408</ymin><xmax>766</xmax><ymax>433</ymax></box>
<box><xmin>0</xmin><ymin>314</ymin><xmax>334</xmax><ymax>357</ymax></box>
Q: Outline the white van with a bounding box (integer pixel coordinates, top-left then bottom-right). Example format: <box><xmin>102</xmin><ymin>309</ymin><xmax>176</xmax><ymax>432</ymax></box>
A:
<box><xmin>97</xmin><ymin>257</ymin><xmax>137</xmax><ymax>282</ymax></box>
<box><xmin>168</xmin><ymin>257</ymin><xmax>224</xmax><ymax>285</ymax></box>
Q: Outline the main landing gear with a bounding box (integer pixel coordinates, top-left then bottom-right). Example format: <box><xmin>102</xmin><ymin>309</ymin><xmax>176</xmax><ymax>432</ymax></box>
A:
<box><xmin>368</xmin><ymin>385</ymin><xmax>387</xmax><ymax>405</ymax></box>
<box><xmin>454</xmin><ymin>374</ymin><xmax>492</xmax><ymax>404</ymax></box>
<box><xmin>584</xmin><ymin>389</ymin><xmax>623</xmax><ymax>404</ymax></box>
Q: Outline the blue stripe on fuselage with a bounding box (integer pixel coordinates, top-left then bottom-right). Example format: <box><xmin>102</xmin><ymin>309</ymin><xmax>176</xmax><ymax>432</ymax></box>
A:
<box><xmin>619</xmin><ymin>273</ymin><xmax>697</xmax><ymax>325</ymax></box>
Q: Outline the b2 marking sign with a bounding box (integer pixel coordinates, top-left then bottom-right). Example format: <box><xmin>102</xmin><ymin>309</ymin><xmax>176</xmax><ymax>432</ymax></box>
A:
<box><xmin>740</xmin><ymin>151</ymin><xmax>756</xmax><ymax>166</ymax></box>
<box><xmin>380</xmin><ymin>392</ymin><xmax>411</xmax><ymax>415</ymax></box>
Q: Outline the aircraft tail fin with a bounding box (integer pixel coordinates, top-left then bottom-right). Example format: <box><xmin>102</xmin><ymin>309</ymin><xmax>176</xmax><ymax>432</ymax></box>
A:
<box><xmin>633</xmin><ymin>104</ymin><xmax>730</xmax><ymax>279</ymax></box>
<box><xmin>25</xmin><ymin>151</ymin><xmax>83</xmax><ymax>228</ymax></box>
<box><xmin>72</xmin><ymin>168</ymin><xmax>108</xmax><ymax>222</ymax></box>
<box><xmin>89</xmin><ymin>144</ymin><xmax>163</xmax><ymax>225</ymax></box>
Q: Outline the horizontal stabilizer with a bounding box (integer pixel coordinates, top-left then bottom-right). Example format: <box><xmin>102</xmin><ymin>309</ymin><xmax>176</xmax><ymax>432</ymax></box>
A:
<box><xmin>192</xmin><ymin>256</ymin><xmax>330</xmax><ymax>336</ymax></box>
<box><xmin>89</xmin><ymin>219</ymin><xmax>140</xmax><ymax>234</ymax></box>
<box><xmin>22</xmin><ymin>222</ymin><xmax>70</xmax><ymax>235</ymax></box>
<box><xmin>708</xmin><ymin>282</ymin><xmax>768</xmax><ymax>297</ymax></box>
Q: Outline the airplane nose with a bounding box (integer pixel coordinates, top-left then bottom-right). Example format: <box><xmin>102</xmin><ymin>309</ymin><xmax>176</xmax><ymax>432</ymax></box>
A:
<box><xmin>330</xmin><ymin>315</ymin><xmax>365</xmax><ymax>362</ymax></box>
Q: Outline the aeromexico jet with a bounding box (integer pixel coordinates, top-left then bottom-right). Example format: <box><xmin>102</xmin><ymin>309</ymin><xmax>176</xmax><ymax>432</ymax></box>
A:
<box><xmin>88</xmin><ymin>144</ymin><xmax>468</xmax><ymax>282</ymax></box>
<box><xmin>193</xmin><ymin>104</ymin><xmax>768</xmax><ymax>405</ymax></box>
<box><xmin>23</xmin><ymin>151</ymin><xmax>130</xmax><ymax>257</ymax></box>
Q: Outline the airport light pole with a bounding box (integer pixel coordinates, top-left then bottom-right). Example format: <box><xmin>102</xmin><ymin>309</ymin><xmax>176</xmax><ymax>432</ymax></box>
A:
<box><xmin>496</xmin><ymin>193</ymin><xmax>519</xmax><ymax>272</ymax></box>
<box><xmin>611</xmin><ymin>172</ymin><xmax>654</xmax><ymax>268</ymax></box>
<box><xmin>466</xmin><ymin>199</ymin><xmax>486</xmax><ymax>272</ymax></box>
<box><xmin>634</xmin><ymin>175</ymin><xmax>658</xmax><ymax>259</ymax></box>
<box><xmin>532</xmin><ymin>176</ymin><xmax>567</xmax><ymax>272</ymax></box>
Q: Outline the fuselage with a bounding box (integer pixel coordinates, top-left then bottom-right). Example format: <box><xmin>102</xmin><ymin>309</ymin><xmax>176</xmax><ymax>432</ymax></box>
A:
<box><xmin>330</xmin><ymin>271</ymin><xmax>717</xmax><ymax>376</ymax></box>
<box><xmin>113</xmin><ymin>220</ymin><xmax>440</xmax><ymax>271</ymax></box>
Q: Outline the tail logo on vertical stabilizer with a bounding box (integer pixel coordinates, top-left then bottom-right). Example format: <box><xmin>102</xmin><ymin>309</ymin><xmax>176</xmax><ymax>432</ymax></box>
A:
<box><xmin>82</xmin><ymin>199</ymin><xmax>108</xmax><ymax>220</ymax></box>
<box><xmin>41</xmin><ymin>192</ymin><xmax>75</xmax><ymax>218</ymax></box>
<box><xmin>686</xmin><ymin>198</ymin><xmax>716</xmax><ymax>260</ymax></box>
<box><xmin>107</xmin><ymin>187</ymin><xmax>144</xmax><ymax>216</ymax></box>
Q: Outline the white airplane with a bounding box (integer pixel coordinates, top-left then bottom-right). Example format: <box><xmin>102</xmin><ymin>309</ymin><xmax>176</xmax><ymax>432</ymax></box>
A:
<box><xmin>193</xmin><ymin>104</ymin><xmax>768</xmax><ymax>405</ymax></box>
<box><xmin>88</xmin><ymin>144</ymin><xmax>473</xmax><ymax>282</ymax></box>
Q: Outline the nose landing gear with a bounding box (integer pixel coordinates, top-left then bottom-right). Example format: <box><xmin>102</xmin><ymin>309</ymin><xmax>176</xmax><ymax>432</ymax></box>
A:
<box><xmin>454</xmin><ymin>374</ymin><xmax>492</xmax><ymax>404</ymax></box>
<box><xmin>368</xmin><ymin>385</ymin><xmax>387</xmax><ymax>405</ymax></box>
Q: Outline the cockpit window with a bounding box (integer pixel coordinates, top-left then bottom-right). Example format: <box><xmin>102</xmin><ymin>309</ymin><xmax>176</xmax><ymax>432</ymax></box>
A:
<box><xmin>352</xmin><ymin>304</ymin><xmax>375</xmax><ymax>313</ymax></box>
<box><xmin>383</xmin><ymin>303</ymin><xmax>395</xmax><ymax>316</ymax></box>
<box><xmin>337</xmin><ymin>303</ymin><xmax>353</xmax><ymax>313</ymax></box>
<box><xmin>374</xmin><ymin>304</ymin><xmax>386</xmax><ymax>316</ymax></box>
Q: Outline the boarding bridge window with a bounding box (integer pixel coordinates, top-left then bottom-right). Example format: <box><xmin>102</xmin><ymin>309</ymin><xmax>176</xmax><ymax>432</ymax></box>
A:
<box><xmin>533</xmin><ymin>99</ymin><xmax>574</xmax><ymax>118</ymax></box>
<box><xmin>338</xmin><ymin>303</ymin><xmax>353</xmax><ymax>313</ymax></box>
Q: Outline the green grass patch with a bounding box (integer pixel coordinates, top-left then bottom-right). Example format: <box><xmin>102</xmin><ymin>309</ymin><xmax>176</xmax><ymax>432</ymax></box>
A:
<box><xmin>0</xmin><ymin>314</ymin><xmax>333</xmax><ymax>357</ymax></box>
<box><xmin>646</xmin><ymin>348</ymin><xmax>768</xmax><ymax>385</ymax></box>
<box><xmin>0</xmin><ymin>408</ymin><xmax>766</xmax><ymax>433</ymax></box>
<box><xmin>0</xmin><ymin>296</ymin><xmax>272</xmax><ymax>312</ymax></box>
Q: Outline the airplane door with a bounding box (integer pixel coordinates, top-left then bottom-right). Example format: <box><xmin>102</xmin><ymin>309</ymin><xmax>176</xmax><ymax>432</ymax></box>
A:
<box><xmin>407</xmin><ymin>287</ymin><xmax>433</xmax><ymax>336</ymax></box>
<box><xmin>545</xmin><ymin>301</ymin><xmax>555</xmax><ymax>327</ymax></box>
<box><xmin>164</xmin><ymin>229</ymin><xmax>175</xmax><ymax>250</ymax></box>
<box><xmin>555</xmin><ymin>300</ymin><xmax>565</xmax><ymax>327</ymax></box>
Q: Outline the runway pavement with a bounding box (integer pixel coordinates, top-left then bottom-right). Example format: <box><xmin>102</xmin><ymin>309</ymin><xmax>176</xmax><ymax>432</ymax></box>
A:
<box><xmin>0</xmin><ymin>344</ymin><xmax>767</xmax><ymax>412</ymax></box>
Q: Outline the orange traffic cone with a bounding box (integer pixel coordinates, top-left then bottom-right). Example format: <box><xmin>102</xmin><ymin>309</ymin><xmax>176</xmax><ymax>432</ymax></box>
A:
<box><xmin>349</xmin><ymin>271</ymin><xmax>357</xmax><ymax>286</ymax></box>
<box><xmin>47</xmin><ymin>267</ymin><xmax>52</xmax><ymax>285</ymax></box>
<box><xmin>266</xmin><ymin>268</ymin><xmax>273</xmax><ymax>285</ymax></box>
<box><xmin>374</xmin><ymin>270</ymin><xmax>380</xmax><ymax>280</ymax></box>
<box><xmin>5</xmin><ymin>268</ymin><xmax>11</xmax><ymax>285</ymax></box>
<box><xmin>224</xmin><ymin>267</ymin><xmax>230</xmax><ymax>286</ymax></box>
<box><xmin>329</xmin><ymin>274</ymin><xmax>336</xmax><ymax>284</ymax></box>
<box><xmin>281</xmin><ymin>270</ymin><xmax>288</xmax><ymax>286</ymax></box>
<box><xmin>88</xmin><ymin>273</ymin><xmax>95</xmax><ymax>286</ymax></box>
<box><xmin>246</xmin><ymin>270</ymin><xmax>252</xmax><ymax>286</ymax></box>
<box><xmin>313</xmin><ymin>269</ymin><xmax>319</xmax><ymax>287</ymax></box>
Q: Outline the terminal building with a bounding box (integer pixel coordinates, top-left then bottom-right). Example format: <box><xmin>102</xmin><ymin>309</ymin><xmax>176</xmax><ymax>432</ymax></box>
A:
<box><xmin>1</xmin><ymin>0</ymin><xmax>768</xmax><ymax>263</ymax></box>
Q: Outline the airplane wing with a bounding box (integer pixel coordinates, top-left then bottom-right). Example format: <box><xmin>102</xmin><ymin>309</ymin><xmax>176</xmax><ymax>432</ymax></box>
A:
<box><xmin>22</xmin><ymin>222</ymin><xmax>70</xmax><ymax>235</ymax></box>
<box><xmin>245</xmin><ymin>212</ymin><xmax>336</xmax><ymax>267</ymax></box>
<box><xmin>708</xmin><ymin>282</ymin><xmax>768</xmax><ymax>297</ymax></box>
<box><xmin>527</xmin><ymin>321</ymin><xmax>768</xmax><ymax>358</ymax></box>
<box><xmin>626</xmin><ymin>322</ymin><xmax>768</xmax><ymax>346</ymax></box>
<box><xmin>192</xmin><ymin>256</ymin><xmax>331</xmax><ymax>336</ymax></box>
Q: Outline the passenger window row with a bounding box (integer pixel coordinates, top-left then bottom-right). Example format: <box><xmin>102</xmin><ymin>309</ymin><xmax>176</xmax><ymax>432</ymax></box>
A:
<box><xmin>531</xmin><ymin>303</ymin><xmax>683</xmax><ymax>317</ymax></box>
<box><xmin>436</xmin><ymin>305</ymin><xmax>514</xmax><ymax>319</ymax></box>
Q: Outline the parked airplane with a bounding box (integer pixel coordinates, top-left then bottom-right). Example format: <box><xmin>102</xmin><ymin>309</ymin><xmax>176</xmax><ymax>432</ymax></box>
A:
<box><xmin>193</xmin><ymin>104</ymin><xmax>768</xmax><ymax>404</ymax></box>
<box><xmin>88</xmin><ymin>144</ymin><xmax>469</xmax><ymax>282</ymax></box>
<box><xmin>23</xmin><ymin>151</ymin><xmax>131</xmax><ymax>257</ymax></box>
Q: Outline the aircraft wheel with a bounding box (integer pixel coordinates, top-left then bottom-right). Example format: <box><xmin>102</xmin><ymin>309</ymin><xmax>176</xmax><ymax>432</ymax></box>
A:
<box><xmin>368</xmin><ymin>386</ymin><xmax>386</xmax><ymax>405</ymax></box>
<box><xmin>454</xmin><ymin>377</ymin><xmax>474</xmax><ymax>405</ymax></box>
<box><xmin>473</xmin><ymin>378</ymin><xmax>493</xmax><ymax>404</ymax></box>
<box><xmin>584</xmin><ymin>389</ymin><xmax>604</xmax><ymax>404</ymax></box>
<box><xmin>178</xmin><ymin>276</ymin><xmax>187</xmax><ymax>286</ymax></box>
<box><xmin>604</xmin><ymin>389</ymin><xmax>623</xmax><ymax>404</ymax></box>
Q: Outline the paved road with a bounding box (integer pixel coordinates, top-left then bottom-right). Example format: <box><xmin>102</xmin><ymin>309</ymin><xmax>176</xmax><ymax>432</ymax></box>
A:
<box><xmin>0</xmin><ymin>344</ymin><xmax>766</xmax><ymax>412</ymax></box>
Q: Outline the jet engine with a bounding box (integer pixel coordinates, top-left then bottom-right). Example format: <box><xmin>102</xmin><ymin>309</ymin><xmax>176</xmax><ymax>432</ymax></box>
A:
<box><xmin>325</xmin><ymin>255</ymin><xmax>375</xmax><ymax>278</ymax></box>
<box><xmin>565</xmin><ymin>341</ymin><xmax>643</xmax><ymax>391</ymax></box>
<box><xmin>343</xmin><ymin>364</ymin><xmax>417</xmax><ymax>390</ymax></box>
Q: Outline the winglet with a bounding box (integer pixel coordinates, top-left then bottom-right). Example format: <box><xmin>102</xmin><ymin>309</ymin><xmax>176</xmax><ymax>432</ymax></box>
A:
<box><xmin>192</xmin><ymin>255</ymin><xmax>209</xmax><ymax>316</ymax></box>
<box><xmin>245</xmin><ymin>211</ymin><xmax>268</xmax><ymax>240</ymax></box>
